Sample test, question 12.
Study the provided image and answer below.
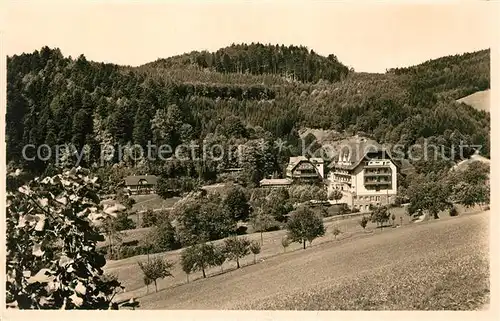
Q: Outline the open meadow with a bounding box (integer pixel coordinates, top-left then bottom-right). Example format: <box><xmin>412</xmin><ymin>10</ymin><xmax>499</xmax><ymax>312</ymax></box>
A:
<box><xmin>105</xmin><ymin>207</ymin><xmax>488</xmax><ymax>310</ymax></box>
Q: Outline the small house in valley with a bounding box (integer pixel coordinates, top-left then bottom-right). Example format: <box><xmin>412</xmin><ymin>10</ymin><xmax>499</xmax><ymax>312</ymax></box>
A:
<box><xmin>286</xmin><ymin>156</ymin><xmax>325</xmax><ymax>182</ymax></box>
<box><xmin>124</xmin><ymin>175</ymin><xmax>158</xmax><ymax>195</ymax></box>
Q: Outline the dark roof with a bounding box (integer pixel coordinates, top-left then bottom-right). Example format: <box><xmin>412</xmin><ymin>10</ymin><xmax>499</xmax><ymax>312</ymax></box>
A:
<box><xmin>286</xmin><ymin>156</ymin><xmax>308</xmax><ymax>172</ymax></box>
<box><xmin>124</xmin><ymin>175</ymin><xmax>158</xmax><ymax>186</ymax></box>
<box><xmin>328</xmin><ymin>138</ymin><xmax>394</xmax><ymax>170</ymax></box>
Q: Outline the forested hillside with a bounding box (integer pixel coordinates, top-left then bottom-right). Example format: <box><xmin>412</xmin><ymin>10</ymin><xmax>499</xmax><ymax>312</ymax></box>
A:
<box><xmin>144</xmin><ymin>43</ymin><xmax>351</xmax><ymax>83</ymax></box>
<box><xmin>6</xmin><ymin>44</ymin><xmax>490</xmax><ymax>188</ymax></box>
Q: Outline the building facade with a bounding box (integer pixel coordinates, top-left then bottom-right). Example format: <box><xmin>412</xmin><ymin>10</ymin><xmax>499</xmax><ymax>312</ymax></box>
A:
<box><xmin>327</xmin><ymin>139</ymin><xmax>398</xmax><ymax>212</ymax></box>
<box><xmin>286</xmin><ymin>156</ymin><xmax>325</xmax><ymax>183</ymax></box>
<box><xmin>124</xmin><ymin>175</ymin><xmax>158</xmax><ymax>195</ymax></box>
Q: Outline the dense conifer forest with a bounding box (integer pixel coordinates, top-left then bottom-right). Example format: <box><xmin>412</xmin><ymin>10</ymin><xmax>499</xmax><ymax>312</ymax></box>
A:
<box><xmin>6</xmin><ymin>43</ymin><xmax>490</xmax><ymax>188</ymax></box>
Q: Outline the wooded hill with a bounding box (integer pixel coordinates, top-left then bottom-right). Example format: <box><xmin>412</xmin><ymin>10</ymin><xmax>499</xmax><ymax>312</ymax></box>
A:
<box><xmin>6</xmin><ymin>44</ymin><xmax>490</xmax><ymax>184</ymax></box>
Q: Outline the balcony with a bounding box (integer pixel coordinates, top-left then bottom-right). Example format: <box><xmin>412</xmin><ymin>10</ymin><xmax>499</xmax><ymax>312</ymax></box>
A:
<box><xmin>364</xmin><ymin>180</ymin><xmax>391</xmax><ymax>185</ymax></box>
<box><xmin>334</xmin><ymin>171</ymin><xmax>351</xmax><ymax>176</ymax></box>
<box><xmin>364</xmin><ymin>160</ymin><xmax>391</xmax><ymax>168</ymax></box>
<box><xmin>293</xmin><ymin>173</ymin><xmax>320</xmax><ymax>178</ymax></box>
<box><xmin>364</xmin><ymin>172</ymin><xmax>391</xmax><ymax>177</ymax></box>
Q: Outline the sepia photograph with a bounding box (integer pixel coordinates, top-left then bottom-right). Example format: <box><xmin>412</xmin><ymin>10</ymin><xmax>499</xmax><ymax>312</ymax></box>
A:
<box><xmin>1</xmin><ymin>0</ymin><xmax>496</xmax><ymax>315</ymax></box>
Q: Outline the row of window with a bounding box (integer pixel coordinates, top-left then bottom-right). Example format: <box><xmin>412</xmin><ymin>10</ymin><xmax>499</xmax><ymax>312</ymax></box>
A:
<box><xmin>355</xmin><ymin>195</ymin><xmax>381</xmax><ymax>202</ymax></box>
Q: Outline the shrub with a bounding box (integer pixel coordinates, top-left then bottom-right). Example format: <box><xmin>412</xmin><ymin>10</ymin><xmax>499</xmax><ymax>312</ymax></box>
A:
<box><xmin>281</xmin><ymin>235</ymin><xmax>290</xmax><ymax>252</ymax></box>
<box><xmin>143</xmin><ymin>220</ymin><xmax>181</xmax><ymax>253</ymax></box>
<box><xmin>141</xmin><ymin>209</ymin><xmax>159</xmax><ymax>227</ymax></box>
<box><xmin>449</xmin><ymin>206</ymin><xmax>459</xmax><ymax>217</ymax></box>
<box><xmin>114</xmin><ymin>212</ymin><xmax>136</xmax><ymax>231</ymax></box>
<box><xmin>350</xmin><ymin>207</ymin><xmax>360</xmax><ymax>214</ymax></box>
<box><xmin>359</xmin><ymin>216</ymin><xmax>369</xmax><ymax>230</ymax></box>
<box><xmin>332</xmin><ymin>226</ymin><xmax>342</xmax><ymax>240</ymax></box>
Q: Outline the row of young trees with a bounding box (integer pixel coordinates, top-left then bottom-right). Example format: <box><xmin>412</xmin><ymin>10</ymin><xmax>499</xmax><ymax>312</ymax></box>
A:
<box><xmin>137</xmin><ymin>203</ymin><xmax>330</xmax><ymax>292</ymax></box>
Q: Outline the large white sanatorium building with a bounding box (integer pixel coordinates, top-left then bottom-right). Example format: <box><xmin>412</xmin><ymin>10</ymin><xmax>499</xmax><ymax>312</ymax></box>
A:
<box><xmin>327</xmin><ymin>138</ymin><xmax>398</xmax><ymax>212</ymax></box>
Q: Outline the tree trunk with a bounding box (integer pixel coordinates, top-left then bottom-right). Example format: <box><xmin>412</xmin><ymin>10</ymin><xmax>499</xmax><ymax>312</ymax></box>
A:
<box><xmin>253</xmin><ymin>254</ymin><xmax>256</xmax><ymax>264</ymax></box>
<box><xmin>303</xmin><ymin>240</ymin><xmax>306</xmax><ymax>249</ymax></box>
<box><xmin>202</xmin><ymin>268</ymin><xmax>206</xmax><ymax>278</ymax></box>
<box><xmin>220</xmin><ymin>266</ymin><xmax>224</xmax><ymax>273</ymax></box>
<box><xmin>433</xmin><ymin>211</ymin><xmax>440</xmax><ymax>219</ymax></box>
<box><xmin>154</xmin><ymin>280</ymin><xmax>158</xmax><ymax>293</ymax></box>
<box><xmin>146</xmin><ymin>284</ymin><xmax>149</xmax><ymax>294</ymax></box>
<box><xmin>186</xmin><ymin>274</ymin><xmax>189</xmax><ymax>283</ymax></box>
<box><xmin>236</xmin><ymin>258</ymin><xmax>240</xmax><ymax>268</ymax></box>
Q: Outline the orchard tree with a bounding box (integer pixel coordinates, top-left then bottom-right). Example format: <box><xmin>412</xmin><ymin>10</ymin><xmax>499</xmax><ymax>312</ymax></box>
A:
<box><xmin>370</xmin><ymin>206</ymin><xmax>391</xmax><ymax>229</ymax></box>
<box><xmin>180</xmin><ymin>247</ymin><xmax>195</xmax><ymax>283</ymax></box>
<box><xmin>212</xmin><ymin>245</ymin><xmax>227</xmax><ymax>273</ymax></box>
<box><xmin>249</xmin><ymin>208</ymin><xmax>277</xmax><ymax>245</ymax></box>
<box><xmin>406</xmin><ymin>175</ymin><xmax>451</xmax><ymax>219</ymax></box>
<box><xmin>6</xmin><ymin>167</ymin><xmax>127</xmax><ymax>309</ymax></box>
<box><xmin>249</xmin><ymin>241</ymin><xmax>261</xmax><ymax>264</ymax></box>
<box><xmin>223</xmin><ymin>236</ymin><xmax>251</xmax><ymax>269</ymax></box>
<box><xmin>137</xmin><ymin>257</ymin><xmax>174</xmax><ymax>293</ymax></box>
<box><xmin>286</xmin><ymin>206</ymin><xmax>325</xmax><ymax>249</ymax></box>
<box><xmin>181</xmin><ymin>243</ymin><xmax>216</xmax><ymax>279</ymax></box>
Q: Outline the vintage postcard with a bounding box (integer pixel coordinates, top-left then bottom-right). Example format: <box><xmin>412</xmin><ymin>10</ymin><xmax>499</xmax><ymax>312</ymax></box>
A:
<box><xmin>1</xmin><ymin>0</ymin><xmax>497</xmax><ymax>320</ymax></box>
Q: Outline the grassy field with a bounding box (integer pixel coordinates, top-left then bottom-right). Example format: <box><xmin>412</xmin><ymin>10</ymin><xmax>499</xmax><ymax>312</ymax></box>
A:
<box><xmin>457</xmin><ymin>89</ymin><xmax>490</xmax><ymax>112</ymax></box>
<box><xmin>131</xmin><ymin>194</ymin><xmax>180</xmax><ymax>212</ymax></box>
<box><xmin>105</xmin><ymin>205</ymin><xmax>488</xmax><ymax>310</ymax></box>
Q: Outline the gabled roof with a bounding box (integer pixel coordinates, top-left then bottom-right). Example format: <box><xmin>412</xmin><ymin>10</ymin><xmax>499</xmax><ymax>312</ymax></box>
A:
<box><xmin>328</xmin><ymin>138</ymin><xmax>393</xmax><ymax>170</ymax></box>
<box><xmin>124</xmin><ymin>175</ymin><xmax>158</xmax><ymax>186</ymax></box>
<box><xmin>286</xmin><ymin>156</ymin><xmax>308</xmax><ymax>172</ymax></box>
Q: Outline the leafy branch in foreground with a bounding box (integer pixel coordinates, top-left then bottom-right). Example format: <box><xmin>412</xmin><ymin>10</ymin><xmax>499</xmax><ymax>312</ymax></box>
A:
<box><xmin>5</xmin><ymin>167</ymin><xmax>129</xmax><ymax>309</ymax></box>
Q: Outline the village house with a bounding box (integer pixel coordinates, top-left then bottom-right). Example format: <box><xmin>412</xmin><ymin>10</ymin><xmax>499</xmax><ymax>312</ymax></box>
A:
<box><xmin>286</xmin><ymin>156</ymin><xmax>325</xmax><ymax>182</ymax></box>
<box><xmin>124</xmin><ymin>175</ymin><xmax>158</xmax><ymax>195</ymax></box>
<box><xmin>327</xmin><ymin>138</ymin><xmax>398</xmax><ymax>212</ymax></box>
<box><xmin>259</xmin><ymin>156</ymin><xmax>325</xmax><ymax>188</ymax></box>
